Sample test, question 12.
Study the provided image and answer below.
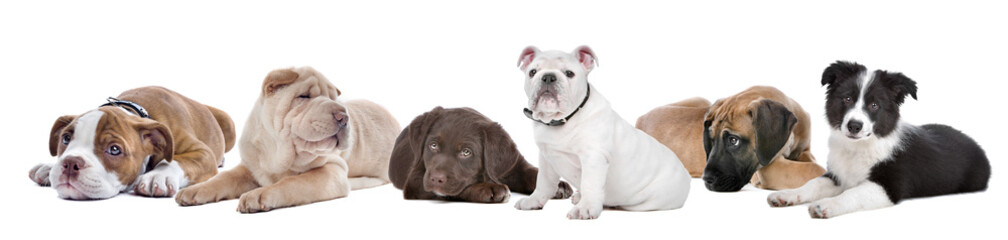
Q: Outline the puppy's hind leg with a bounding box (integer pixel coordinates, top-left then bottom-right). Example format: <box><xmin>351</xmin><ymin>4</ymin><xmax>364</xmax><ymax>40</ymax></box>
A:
<box><xmin>237</xmin><ymin>161</ymin><xmax>350</xmax><ymax>213</ymax></box>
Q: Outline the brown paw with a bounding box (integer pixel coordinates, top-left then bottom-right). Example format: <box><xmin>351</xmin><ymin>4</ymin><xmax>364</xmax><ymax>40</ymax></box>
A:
<box><xmin>463</xmin><ymin>183</ymin><xmax>510</xmax><ymax>203</ymax></box>
<box><xmin>552</xmin><ymin>181</ymin><xmax>574</xmax><ymax>199</ymax></box>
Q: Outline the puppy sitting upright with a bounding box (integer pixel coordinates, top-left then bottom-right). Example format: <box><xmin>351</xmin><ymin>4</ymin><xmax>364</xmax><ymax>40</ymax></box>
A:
<box><xmin>30</xmin><ymin>86</ymin><xmax>236</xmax><ymax>200</ymax></box>
<box><xmin>768</xmin><ymin>61</ymin><xmax>990</xmax><ymax>218</ymax></box>
<box><xmin>176</xmin><ymin>67</ymin><xmax>400</xmax><ymax>213</ymax></box>
<box><xmin>513</xmin><ymin>46</ymin><xmax>690</xmax><ymax>219</ymax></box>
<box><xmin>389</xmin><ymin>107</ymin><xmax>573</xmax><ymax>203</ymax></box>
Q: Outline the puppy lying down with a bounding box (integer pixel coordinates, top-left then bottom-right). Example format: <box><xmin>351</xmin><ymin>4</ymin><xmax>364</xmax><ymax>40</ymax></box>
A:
<box><xmin>389</xmin><ymin>107</ymin><xmax>573</xmax><ymax>203</ymax></box>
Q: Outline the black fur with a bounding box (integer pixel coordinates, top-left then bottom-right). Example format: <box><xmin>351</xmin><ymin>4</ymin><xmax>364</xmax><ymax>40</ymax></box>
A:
<box><xmin>822</xmin><ymin>172</ymin><xmax>840</xmax><ymax>186</ymax></box>
<box><xmin>868</xmin><ymin>124</ymin><xmax>990</xmax><ymax>203</ymax></box>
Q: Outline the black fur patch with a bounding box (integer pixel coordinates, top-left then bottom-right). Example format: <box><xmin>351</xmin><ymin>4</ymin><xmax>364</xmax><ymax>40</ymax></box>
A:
<box><xmin>868</xmin><ymin>124</ymin><xmax>990</xmax><ymax>204</ymax></box>
<box><xmin>822</xmin><ymin>172</ymin><xmax>840</xmax><ymax>186</ymax></box>
<box><xmin>821</xmin><ymin>61</ymin><xmax>866</xmax><ymax>129</ymax></box>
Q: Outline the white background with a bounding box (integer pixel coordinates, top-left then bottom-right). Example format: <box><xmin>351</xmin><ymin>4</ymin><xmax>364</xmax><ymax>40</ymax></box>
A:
<box><xmin>1</xmin><ymin>0</ymin><xmax>1004</xmax><ymax>239</ymax></box>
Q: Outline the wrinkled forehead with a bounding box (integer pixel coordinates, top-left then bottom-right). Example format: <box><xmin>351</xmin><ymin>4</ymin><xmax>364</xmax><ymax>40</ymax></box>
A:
<box><xmin>532</xmin><ymin>50</ymin><xmax>577</xmax><ymax>68</ymax></box>
<box><xmin>287</xmin><ymin>74</ymin><xmax>340</xmax><ymax>97</ymax></box>
<box><xmin>708</xmin><ymin>101</ymin><xmax>754</xmax><ymax>137</ymax></box>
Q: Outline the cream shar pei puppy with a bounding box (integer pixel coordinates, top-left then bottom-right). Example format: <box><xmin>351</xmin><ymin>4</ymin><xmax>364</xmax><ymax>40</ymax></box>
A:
<box><xmin>176</xmin><ymin>66</ymin><xmax>400</xmax><ymax>213</ymax></box>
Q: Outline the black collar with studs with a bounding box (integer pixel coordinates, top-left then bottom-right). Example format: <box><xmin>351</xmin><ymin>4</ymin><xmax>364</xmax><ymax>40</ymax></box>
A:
<box><xmin>100</xmin><ymin>97</ymin><xmax>151</xmax><ymax>119</ymax></box>
<box><xmin>524</xmin><ymin>84</ymin><xmax>590</xmax><ymax>126</ymax></box>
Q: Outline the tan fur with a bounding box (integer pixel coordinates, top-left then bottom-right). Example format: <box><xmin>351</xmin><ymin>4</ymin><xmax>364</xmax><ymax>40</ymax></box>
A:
<box><xmin>117</xmin><ymin>87</ymin><xmax>236</xmax><ymax>184</ymax></box>
<box><xmin>637</xmin><ymin>86</ymin><xmax>825</xmax><ymax>190</ymax></box>
<box><xmin>176</xmin><ymin>66</ymin><xmax>401</xmax><ymax>212</ymax></box>
<box><xmin>636</xmin><ymin>97</ymin><xmax>711</xmax><ymax>178</ymax></box>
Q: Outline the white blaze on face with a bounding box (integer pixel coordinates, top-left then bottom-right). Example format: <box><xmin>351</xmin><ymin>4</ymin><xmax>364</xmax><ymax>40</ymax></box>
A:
<box><xmin>841</xmin><ymin>71</ymin><xmax>875</xmax><ymax>139</ymax></box>
<box><xmin>49</xmin><ymin>110</ymin><xmax>125</xmax><ymax>200</ymax></box>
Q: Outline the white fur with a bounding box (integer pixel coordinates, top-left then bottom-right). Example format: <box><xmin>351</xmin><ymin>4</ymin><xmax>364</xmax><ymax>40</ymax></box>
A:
<box><xmin>841</xmin><ymin>71</ymin><xmax>875</xmax><ymax>139</ymax></box>
<box><xmin>134</xmin><ymin>160</ymin><xmax>188</xmax><ymax>197</ymax></box>
<box><xmin>514</xmin><ymin>48</ymin><xmax>690</xmax><ymax>219</ymax></box>
<box><xmin>47</xmin><ymin>111</ymin><xmax>126</xmax><ymax>199</ymax></box>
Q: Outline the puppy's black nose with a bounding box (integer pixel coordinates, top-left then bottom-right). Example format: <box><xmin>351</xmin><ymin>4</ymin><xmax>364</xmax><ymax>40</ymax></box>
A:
<box><xmin>541</xmin><ymin>73</ymin><xmax>557</xmax><ymax>84</ymax></box>
<box><xmin>61</xmin><ymin>156</ymin><xmax>86</xmax><ymax>177</ymax></box>
<box><xmin>847</xmin><ymin>120</ymin><xmax>863</xmax><ymax>133</ymax></box>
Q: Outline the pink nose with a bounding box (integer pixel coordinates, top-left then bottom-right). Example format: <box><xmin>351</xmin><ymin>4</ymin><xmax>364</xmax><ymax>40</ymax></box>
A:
<box><xmin>333</xmin><ymin>111</ymin><xmax>348</xmax><ymax>128</ymax></box>
<box><xmin>61</xmin><ymin>156</ymin><xmax>86</xmax><ymax>177</ymax></box>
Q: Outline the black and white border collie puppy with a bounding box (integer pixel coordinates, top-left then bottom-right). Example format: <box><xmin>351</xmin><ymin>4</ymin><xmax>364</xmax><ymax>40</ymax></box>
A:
<box><xmin>767</xmin><ymin>61</ymin><xmax>990</xmax><ymax>218</ymax></box>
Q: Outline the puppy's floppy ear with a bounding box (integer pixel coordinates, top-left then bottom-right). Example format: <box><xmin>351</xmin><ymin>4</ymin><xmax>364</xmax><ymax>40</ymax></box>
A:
<box><xmin>573</xmin><ymin>45</ymin><xmax>597</xmax><ymax>72</ymax></box>
<box><xmin>750</xmin><ymin>99</ymin><xmax>797</xmax><ymax>167</ymax></box>
<box><xmin>389</xmin><ymin>107</ymin><xmax>445</xmax><ymax>189</ymax></box>
<box><xmin>518</xmin><ymin>46</ymin><xmax>539</xmax><ymax>71</ymax></box>
<box><xmin>821</xmin><ymin>61</ymin><xmax>866</xmax><ymax>87</ymax></box>
<box><xmin>480</xmin><ymin>121</ymin><xmax>522</xmax><ymax>183</ymax></box>
<box><xmin>262</xmin><ymin>68</ymin><xmax>300</xmax><ymax>96</ymax></box>
<box><xmin>49</xmin><ymin>115</ymin><xmax>78</xmax><ymax>156</ymax></box>
<box><xmin>133</xmin><ymin>119</ymin><xmax>174</xmax><ymax>167</ymax></box>
<box><xmin>879</xmin><ymin>71</ymin><xmax>918</xmax><ymax>104</ymax></box>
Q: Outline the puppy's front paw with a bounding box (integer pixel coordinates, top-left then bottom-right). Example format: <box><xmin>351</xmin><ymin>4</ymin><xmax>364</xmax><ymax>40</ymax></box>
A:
<box><xmin>809</xmin><ymin>203</ymin><xmax>831</xmax><ymax>219</ymax></box>
<box><xmin>571</xmin><ymin>192</ymin><xmax>581</xmax><ymax>205</ymax></box>
<box><xmin>566</xmin><ymin>203</ymin><xmax>602</xmax><ymax>220</ymax></box>
<box><xmin>176</xmin><ymin>183</ymin><xmax>228</xmax><ymax>206</ymax></box>
<box><xmin>134</xmin><ymin>170</ymin><xmax>181</xmax><ymax>198</ymax></box>
<box><xmin>767</xmin><ymin>190</ymin><xmax>802</xmax><ymax>207</ymax></box>
<box><xmin>552</xmin><ymin>181</ymin><xmax>573</xmax><ymax>199</ymax></box>
<box><xmin>29</xmin><ymin>164</ymin><xmax>52</xmax><ymax>186</ymax></box>
<box><xmin>463</xmin><ymin>183</ymin><xmax>510</xmax><ymax>203</ymax></box>
<box><xmin>515</xmin><ymin>197</ymin><xmax>544</xmax><ymax>210</ymax></box>
<box><xmin>237</xmin><ymin>187</ymin><xmax>282</xmax><ymax>213</ymax></box>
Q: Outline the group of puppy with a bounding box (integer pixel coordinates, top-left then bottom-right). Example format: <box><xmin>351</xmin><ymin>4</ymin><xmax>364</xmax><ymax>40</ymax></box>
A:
<box><xmin>30</xmin><ymin>46</ymin><xmax>990</xmax><ymax>219</ymax></box>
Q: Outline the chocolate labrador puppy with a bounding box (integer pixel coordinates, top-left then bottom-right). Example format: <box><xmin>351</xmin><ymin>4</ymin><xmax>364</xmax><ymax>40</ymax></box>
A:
<box><xmin>389</xmin><ymin>107</ymin><xmax>573</xmax><ymax>203</ymax></box>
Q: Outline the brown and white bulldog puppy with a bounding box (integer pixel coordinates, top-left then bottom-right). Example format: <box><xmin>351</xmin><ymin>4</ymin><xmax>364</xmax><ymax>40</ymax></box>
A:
<box><xmin>637</xmin><ymin>86</ymin><xmax>825</xmax><ymax>192</ymax></box>
<box><xmin>30</xmin><ymin>86</ymin><xmax>236</xmax><ymax>200</ymax></box>
<box><xmin>175</xmin><ymin>66</ymin><xmax>400</xmax><ymax>213</ymax></box>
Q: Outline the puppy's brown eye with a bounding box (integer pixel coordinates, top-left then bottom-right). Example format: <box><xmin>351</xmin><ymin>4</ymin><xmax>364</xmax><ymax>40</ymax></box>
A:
<box><xmin>460</xmin><ymin>148</ymin><xmax>472</xmax><ymax>158</ymax></box>
<box><xmin>528</xmin><ymin>69</ymin><xmax>537</xmax><ymax>77</ymax></box>
<box><xmin>62</xmin><ymin>133</ymin><xmax>71</xmax><ymax>145</ymax></box>
<box><xmin>108</xmin><ymin>145</ymin><xmax>121</xmax><ymax>156</ymax></box>
<box><xmin>429</xmin><ymin>143</ymin><xmax>438</xmax><ymax>150</ymax></box>
<box><xmin>870</xmin><ymin>103</ymin><xmax>879</xmax><ymax>111</ymax></box>
<box><xmin>728</xmin><ymin>136</ymin><xmax>740</xmax><ymax>146</ymax></box>
<box><xmin>843</xmin><ymin>97</ymin><xmax>852</xmax><ymax>104</ymax></box>
<box><xmin>564</xmin><ymin>70</ymin><xmax>575</xmax><ymax>78</ymax></box>
<box><xmin>297</xmin><ymin>94</ymin><xmax>310</xmax><ymax>99</ymax></box>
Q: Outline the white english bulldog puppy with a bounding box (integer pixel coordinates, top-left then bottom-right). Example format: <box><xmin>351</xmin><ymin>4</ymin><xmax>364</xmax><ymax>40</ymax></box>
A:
<box><xmin>513</xmin><ymin>46</ymin><xmax>690</xmax><ymax>219</ymax></box>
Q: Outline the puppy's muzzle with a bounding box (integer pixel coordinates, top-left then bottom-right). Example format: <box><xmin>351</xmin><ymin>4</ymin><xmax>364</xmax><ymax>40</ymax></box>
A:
<box><xmin>541</xmin><ymin>73</ymin><xmax>557</xmax><ymax>84</ymax></box>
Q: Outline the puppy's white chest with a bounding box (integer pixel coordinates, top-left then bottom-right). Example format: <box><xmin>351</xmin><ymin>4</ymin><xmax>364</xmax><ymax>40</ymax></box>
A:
<box><xmin>827</xmin><ymin>131</ymin><xmax>902</xmax><ymax>187</ymax></box>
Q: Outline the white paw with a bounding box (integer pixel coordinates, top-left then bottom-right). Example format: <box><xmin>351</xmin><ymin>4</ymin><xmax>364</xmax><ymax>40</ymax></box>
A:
<box><xmin>767</xmin><ymin>190</ymin><xmax>803</xmax><ymax>207</ymax></box>
<box><xmin>134</xmin><ymin>161</ymin><xmax>187</xmax><ymax>198</ymax></box>
<box><xmin>514</xmin><ymin>197</ymin><xmax>544</xmax><ymax>210</ymax></box>
<box><xmin>571</xmin><ymin>192</ymin><xmax>581</xmax><ymax>205</ymax></box>
<box><xmin>29</xmin><ymin>164</ymin><xmax>52</xmax><ymax>186</ymax></box>
<box><xmin>808</xmin><ymin>202</ymin><xmax>833</xmax><ymax>219</ymax></box>
<box><xmin>566</xmin><ymin>203</ymin><xmax>602</xmax><ymax>220</ymax></box>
